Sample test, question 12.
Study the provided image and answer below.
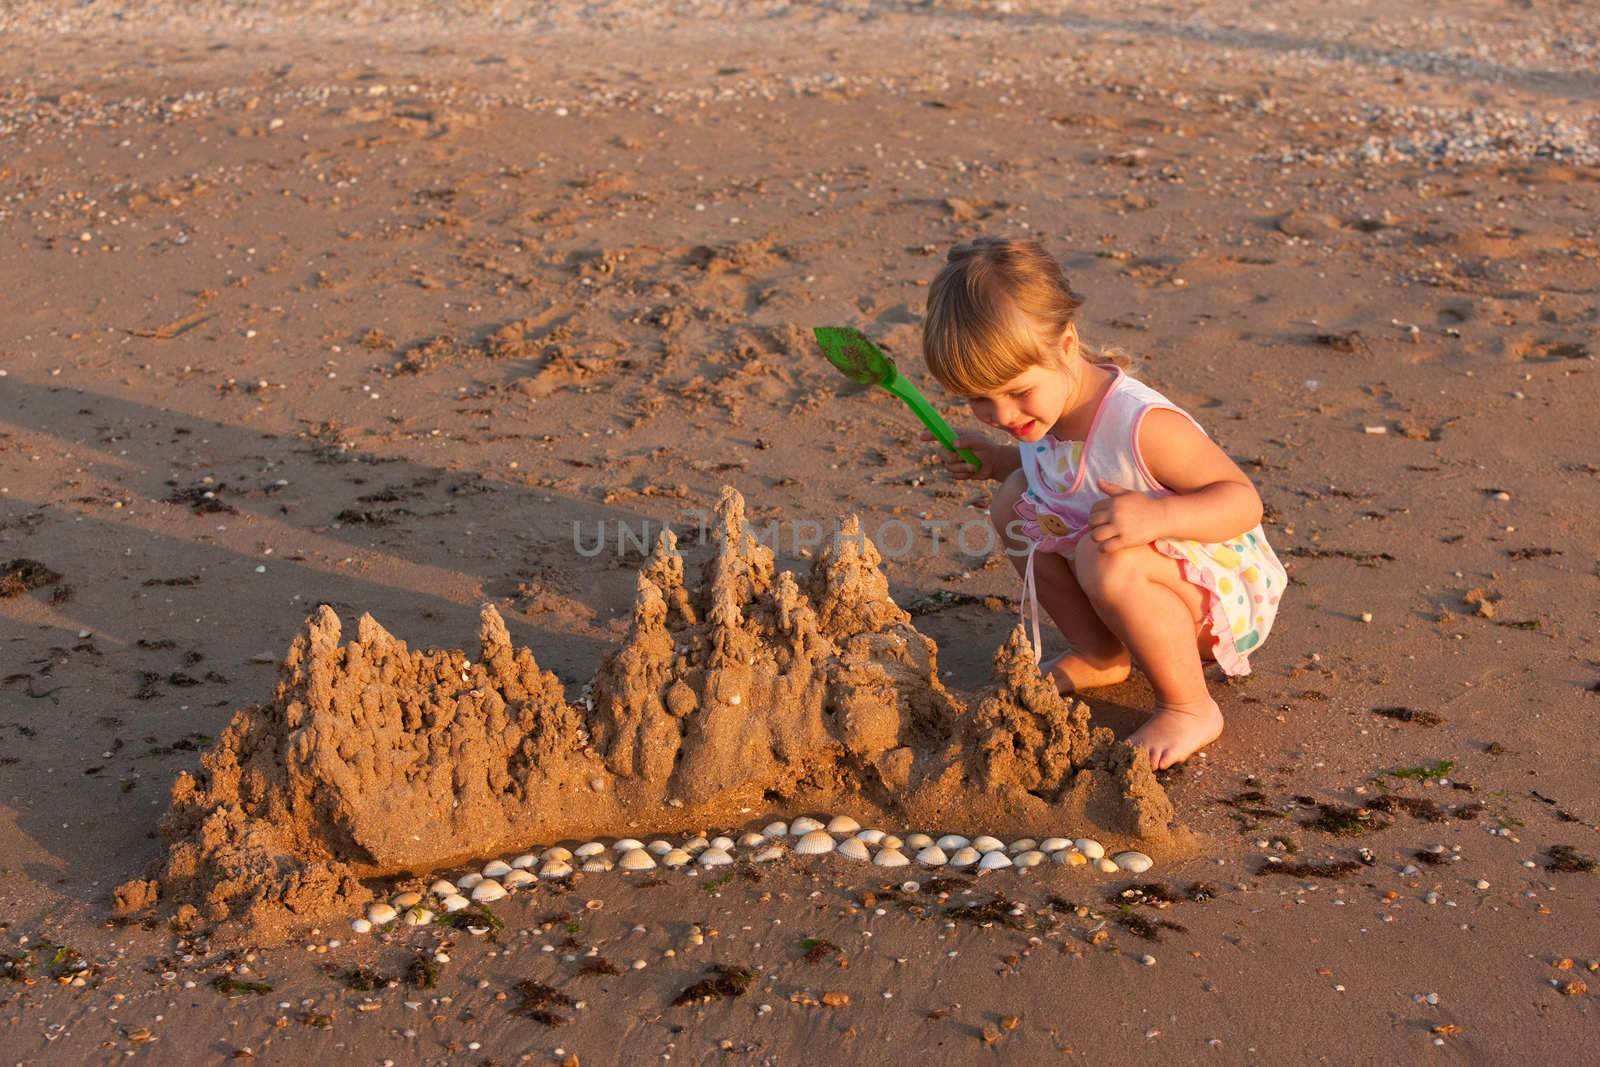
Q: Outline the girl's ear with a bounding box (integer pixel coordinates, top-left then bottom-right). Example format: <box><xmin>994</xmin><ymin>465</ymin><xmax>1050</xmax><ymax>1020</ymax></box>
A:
<box><xmin>1059</xmin><ymin>322</ymin><xmax>1079</xmax><ymax>359</ymax></box>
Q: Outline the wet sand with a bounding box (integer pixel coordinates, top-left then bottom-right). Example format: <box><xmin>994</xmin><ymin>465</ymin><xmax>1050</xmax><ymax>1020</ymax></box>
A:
<box><xmin>2</xmin><ymin>2</ymin><xmax>1598</xmax><ymax>1062</ymax></box>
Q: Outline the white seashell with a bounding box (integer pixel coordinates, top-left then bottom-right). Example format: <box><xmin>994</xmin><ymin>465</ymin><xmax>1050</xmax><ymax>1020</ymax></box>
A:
<box><xmin>581</xmin><ymin>858</ymin><xmax>614</xmax><ymax>873</ymax></box>
<box><xmin>662</xmin><ymin>849</ymin><xmax>692</xmax><ymax>868</ymax></box>
<box><xmin>542</xmin><ymin>846</ymin><xmax>573</xmax><ymax>862</ymax></box>
<box><xmin>698</xmin><ymin>848</ymin><xmax>734</xmax><ymax>867</ymax></box>
<box><xmin>752</xmin><ymin>845</ymin><xmax>785</xmax><ymax>863</ymax></box>
<box><xmin>429</xmin><ymin>879</ymin><xmax>456</xmax><ymax>897</ymax></box>
<box><xmin>1040</xmin><ymin>838</ymin><xmax>1071</xmax><ymax>853</ymax></box>
<box><xmin>403</xmin><ymin>907</ymin><xmax>435</xmax><ymax>926</ymax></box>
<box><xmin>483</xmin><ymin>860</ymin><xmax>512</xmax><ymax>878</ymax></box>
<box><xmin>351</xmin><ymin>918</ymin><xmax>373</xmax><ymax>934</ymax></box>
<box><xmin>904</xmin><ymin>833</ymin><xmax>933</xmax><ymax>850</ymax></box>
<box><xmin>511</xmin><ymin>853</ymin><xmax>537</xmax><ymax>869</ymax></box>
<box><xmin>471</xmin><ymin>879</ymin><xmax>507</xmax><ymax>902</ymax></box>
<box><xmin>1093</xmin><ymin>857</ymin><xmax>1119</xmax><ymax>874</ymax></box>
<box><xmin>1113</xmin><ymin>851</ymin><xmax>1153</xmax><ymax>874</ymax></box>
<box><xmin>971</xmin><ymin>836</ymin><xmax>1004</xmax><ymax>853</ymax></box>
<box><xmin>682</xmin><ymin>837</ymin><xmax>710</xmax><ymax>853</ymax></box>
<box><xmin>647</xmin><ymin>840</ymin><xmax>674</xmax><ymax>856</ymax></box>
<box><xmin>539</xmin><ymin>861</ymin><xmax>573</xmax><ymax>880</ymax></box>
<box><xmin>826</xmin><ymin>815</ymin><xmax>861</xmax><ymax>834</ymax></box>
<box><xmin>794</xmin><ymin>830</ymin><xmax>835</xmax><ymax>855</ymax></box>
<box><xmin>900</xmin><ymin>880</ymin><xmax>921</xmax><ymax>893</ymax></box>
<box><xmin>1008</xmin><ymin>838</ymin><xmax>1038</xmax><ymax>854</ymax></box>
<box><xmin>1014</xmin><ymin>850</ymin><xmax>1045</xmax><ymax>868</ymax></box>
<box><xmin>1073</xmin><ymin>838</ymin><xmax>1106</xmax><ymax>860</ymax></box>
<box><xmin>855</xmin><ymin>829</ymin><xmax>886</xmax><ymax>845</ymax></box>
<box><xmin>441</xmin><ymin>893</ymin><xmax>470</xmax><ymax>912</ymax></box>
<box><xmin>456</xmin><ymin>872</ymin><xmax>484</xmax><ymax>890</ymax></box>
<box><xmin>978</xmin><ymin>851</ymin><xmax>1013</xmax><ymax>871</ymax></box>
<box><xmin>916</xmin><ymin>846</ymin><xmax>948</xmax><ymax>867</ymax></box>
<box><xmin>613</xmin><ymin>838</ymin><xmax>645</xmax><ymax>852</ymax></box>
<box><xmin>504</xmin><ymin>869</ymin><xmax>536</xmax><ymax>889</ymax></box>
<box><xmin>618</xmin><ymin>848</ymin><xmax>657</xmax><ymax>871</ymax></box>
<box><xmin>790</xmin><ymin>816</ymin><xmax>824</xmax><ymax>836</ymax></box>
<box><xmin>1053</xmin><ymin>849</ymin><xmax>1087</xmax><ymax>867</ymax></box>
<box><xmin>873</xmin><ymin>848</ymin><xmax>910</xmax><ymax>867</ymax></box>
<box><xmin>835</xmin><ymin>838</ymin><xmax>871</xmax><ymax>861</ymax></box>
<box><xmin>739</xmin><ymin>832</ymin><xmax>767</xmax><ymax>848</ymax></box>
<box><xmin>763</xmin><ymin>821</ymin><xmax>788</xmax><ymax>838</ymax></box>
<box><xmin>574</xmin><ymin>841</ymin><xmax>606</xmax><ymax>859</ymax></box>
<box><xmin>948</xmin><ymin>847</ymin><xmax>980</xmax><ymax>868</ymax></box>
<box><xmin>710</xmin><ymin>836</ymin><xmax>734</xmax><ymax>851</ymax></box>
<box><xmin>935</xmin><ymin>834</ymin><xmax>969</xmax><ymax>851</ymax></box>
<box><xmin>880</xmin><ymin>835</ymin><xmax>904</xmax><ymax>850</ymax></box>
<box><xmin>391</xmin><ymin>891</ymin><xmax>423</xmax><ymax>909</ymax></box>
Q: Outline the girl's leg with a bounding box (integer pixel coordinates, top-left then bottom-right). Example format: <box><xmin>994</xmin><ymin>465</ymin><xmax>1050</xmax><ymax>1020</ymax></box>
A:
<box><xmin>990</xmin><ymin>472</ymin><xmax>1129</xmax><ymax>690</ymax></box>
<box><xmin>1070</xmin><ymin>538</ymin><xmax>1223</xmax><ymax>769</ymax></box>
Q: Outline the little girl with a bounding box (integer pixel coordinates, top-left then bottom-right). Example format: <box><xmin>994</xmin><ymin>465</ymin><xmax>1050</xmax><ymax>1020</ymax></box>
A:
<box><xmin>920</xmin><ymin>237</ymin><xmax>1286</xmax><ymax>769</ymax></box>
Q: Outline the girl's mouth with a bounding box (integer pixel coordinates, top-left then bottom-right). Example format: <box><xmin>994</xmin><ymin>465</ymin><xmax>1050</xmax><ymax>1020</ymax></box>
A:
<box><xmin>1006</xmin><ymin>419</ymin><xmax>1036</xmax><ymax>437</ymax></box>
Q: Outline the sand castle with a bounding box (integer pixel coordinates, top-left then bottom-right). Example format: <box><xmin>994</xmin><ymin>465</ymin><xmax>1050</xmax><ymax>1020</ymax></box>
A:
<box><xmin>115</xmin><ymin>487</ymin><xmax>1177</xmax><ymax>934</ymax></box>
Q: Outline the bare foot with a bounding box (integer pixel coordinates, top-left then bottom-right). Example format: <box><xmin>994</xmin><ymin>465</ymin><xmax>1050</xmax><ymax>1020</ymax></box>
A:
<box><xmin>1127</xmin><ymin>696</ymin><xmax>1224</xmax><ymax>770</ymax></box>
<box><xmin>1042</xmin><ymin>649</ymin><xmax>1131</xmax><ymax>693</ymax></box>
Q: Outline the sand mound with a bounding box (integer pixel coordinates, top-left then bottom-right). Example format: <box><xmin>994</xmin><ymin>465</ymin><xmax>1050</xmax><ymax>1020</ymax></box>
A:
<box><xmin>117</xmin><ymin>487</ymin><xmax>1176</xmax><ymax>934</ymax></box>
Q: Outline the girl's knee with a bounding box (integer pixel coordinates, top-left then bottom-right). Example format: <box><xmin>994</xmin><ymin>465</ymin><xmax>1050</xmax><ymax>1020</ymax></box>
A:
<box><xmin>1073</xmin><ymin>538</ymin><xmax>1156</xmax><ymax>599</ymax></box>
<box><xmin>988</xmin><ymin>469</ymin><xmax>1028</xmax><ymax>534</ymax></box>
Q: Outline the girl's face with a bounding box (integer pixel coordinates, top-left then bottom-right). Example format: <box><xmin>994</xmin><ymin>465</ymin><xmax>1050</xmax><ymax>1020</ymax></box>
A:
<box><xmin>963</xmin><ymin>326</ymin><xmax>1079</xmax><ymax>443</ymax></box>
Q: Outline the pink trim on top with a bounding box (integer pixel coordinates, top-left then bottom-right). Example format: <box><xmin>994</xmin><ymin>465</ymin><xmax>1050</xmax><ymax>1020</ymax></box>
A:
<box><xmin>1129</xmin><ymin>404</ymin><xmax>1208</xmax><ymax>495</ymax></box>
<box><xmin>1061</xmin><ymin>364</ymin><xmax>1125</xmax><ymax>495</ymax></box>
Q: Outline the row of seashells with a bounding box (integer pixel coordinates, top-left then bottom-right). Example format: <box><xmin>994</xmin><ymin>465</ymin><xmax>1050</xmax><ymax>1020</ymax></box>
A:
<box><xmin>352</xmin><ymin>816</ymin><xmax>1154</xmax><ymax>932</ymax></box>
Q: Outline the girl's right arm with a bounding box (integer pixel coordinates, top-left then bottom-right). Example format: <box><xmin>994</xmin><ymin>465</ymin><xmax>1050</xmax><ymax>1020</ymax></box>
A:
<box><xmin>923</xmin><ymin>430</ymin><xmax>1019</xmax><ymax>482</ymax></box>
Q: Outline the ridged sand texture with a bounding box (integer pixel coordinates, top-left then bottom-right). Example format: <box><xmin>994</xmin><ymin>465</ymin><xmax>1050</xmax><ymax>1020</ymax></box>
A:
<box><xmin>115</xmin><ymin>486</ymin><xmax>1177</xmax><ymax>935</ymax></box>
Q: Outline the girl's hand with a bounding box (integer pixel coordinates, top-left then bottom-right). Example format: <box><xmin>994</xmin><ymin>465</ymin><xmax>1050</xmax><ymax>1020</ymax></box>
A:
<box><xmin>1087</xmin><ymin>480</ymin><xmax>1170</xmax><ymax>550</ymax></box>
<box><xmin>923</xmin><ymin>429</ymin><xmax>1002</xmax><ymax>480</ymax></box>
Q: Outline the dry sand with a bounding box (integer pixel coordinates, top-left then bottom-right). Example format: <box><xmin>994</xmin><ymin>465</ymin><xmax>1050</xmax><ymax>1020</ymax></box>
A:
<box><xmin>2</xmin><ymin>1</ymin><xmax>1598</xmax><ymax>1063</ymax></box>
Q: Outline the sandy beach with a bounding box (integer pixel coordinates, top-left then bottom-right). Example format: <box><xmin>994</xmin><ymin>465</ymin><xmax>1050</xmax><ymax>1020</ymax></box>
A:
<box><xmin>2</xmin><ymin>1</ymin><xmax>1598</xmax><ymax>1062</ymax></box>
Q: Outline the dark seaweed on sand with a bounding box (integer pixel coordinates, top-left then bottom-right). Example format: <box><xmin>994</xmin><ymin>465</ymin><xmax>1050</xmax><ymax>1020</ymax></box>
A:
<box><xmin>672</xmin><ymin>964</ymin><xmax>754</xmax><ymax>1007</ymax></box>
<box><xmin>1258</xmin><ymin>858</ymin><xmax>1362</xmax><ymax>879</ymax></box>
<box><xmin>577</xmin><ymin>956</ymin><xmax>621</xmax><ymax>977</ymax></box>
<box><xmin>946</xmin><ymin>893</ymin><xmax>1027</xmax><ymax>930</ymax></box>
<box><xmin>433</xmin><ymin>904</ymin><xmax>504</xmax><ymax>931</ymax></box>
<box><xmin>1108</xmin><ymin>883</ymin><xmax>1180</xmax><ymax>908</ymax></box>
<box><xmin>211</xmin><ymin>975</ymin><xmax>273</xmax><ymax>996</ymax></box>
<box><xmin>1546</xmin><ymin>845</ymin><xmax>1599</xmax><ymax>874</ymax></box>
<box><xmin>1113</xmin><ymin>908</ymin><xmax>1187</xmax><ymax>942</ymax></box>
<box><xmin>0</xmin><ymin>559</ymin><xmax>63</xmax><ymax>598</ymax></box>
<box><xmin>1368</xmin><ymin>795</ymin><xmax>1447</xmax><ymax>822</ymax></box>
<box><xmin>406</xmin><ymin>954</ymin><xmax>440</xmax><ymax>990</ymax></box>
<box><xmin>799</xmin><ymin>938</ymin><xmax>841</xmax><ymax>964</ymax></box>
<box><xmin>1185</xmin><ymin>881</ymin><xmax>1218</xmax><ymax>902</ymax></box>
<box><xmin>336</xmin><ymin>965</ymin><xmax>390</xmax><ymax>991</ymax></box>
<box><xmin>1372</xmin><ymin>706</ymin><xmax>1443</xmax><ymax>727</ymax></box>
<box><xmin>1302</xmin><ymin>803</ymin><xmax>1392</xmax><ymax>836</ymax></box>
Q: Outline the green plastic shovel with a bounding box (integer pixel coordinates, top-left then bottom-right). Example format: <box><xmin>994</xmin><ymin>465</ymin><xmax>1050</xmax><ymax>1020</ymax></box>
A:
<box><xmin>813</xmin><ymin>326</ymin><xmax>982</xmax><ymax>471</ymax></box>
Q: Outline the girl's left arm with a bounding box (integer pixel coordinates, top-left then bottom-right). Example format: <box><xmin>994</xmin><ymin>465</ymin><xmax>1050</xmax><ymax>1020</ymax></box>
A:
<box><xmin>1087</xmin><ymin>409</ymin><xmax>1263</xmax><ymax>549</ymax></box>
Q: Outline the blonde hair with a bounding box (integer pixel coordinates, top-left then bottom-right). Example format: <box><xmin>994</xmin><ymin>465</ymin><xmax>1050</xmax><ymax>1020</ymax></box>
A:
<box><xmin>921</xmin><ymin>236</ymin><xmax>1126</xmax><ymax>396</ymax></box>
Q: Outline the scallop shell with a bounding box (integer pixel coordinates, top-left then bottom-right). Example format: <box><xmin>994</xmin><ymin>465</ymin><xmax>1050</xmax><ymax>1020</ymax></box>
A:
<box><xmin>471</xmin><ymin>880</ymin><xmax>507</xmax><ymax>902</ymax></box>
<box><xmin>794</xmin><ymin>830</ymin><xmax>835</xmax><ymax>855</ymax></box>
<box><xmin>916</xmin><ymin>846</ymin><xmax>948</xmax><ymax>867</ymax></box>
<box><xmin>618</xmin><ymin>848</ymin><xmax>657</xmax><ymax>871</ymax></box>
<box><xmin>826</xmin><ymin>815</ymin><xmax>861</xmax><ymax>834</ymax></box>
<box><xmin>835</xmin><ymin>838</ymin><xmax>871</xmax><ymax>861</ymax></box>
<box><xmin>873</xmin><ymin>848</ymin><xmax>910</xmax><ymax>867</ymax></box>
